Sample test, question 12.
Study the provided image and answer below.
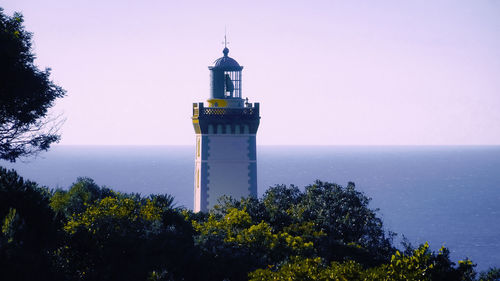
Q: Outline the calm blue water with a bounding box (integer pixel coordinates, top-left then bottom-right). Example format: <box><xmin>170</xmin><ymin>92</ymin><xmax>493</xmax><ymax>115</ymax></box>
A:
<box><xmin>2</xmin><ymin>145</ymin><xmax>499</xmax><ymax>270</ymax></box>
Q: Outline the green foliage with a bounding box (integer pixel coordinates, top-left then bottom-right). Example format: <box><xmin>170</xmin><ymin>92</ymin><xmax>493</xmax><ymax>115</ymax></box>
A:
<box><xmin>382</xmin><ymin>243</ymin><xmax>434</xmax><ymax>280</ymax></box>
<box><xmin>0</xmin><ymin>168</ymin><xmax>496</xmax><ymax>280</ymax></box>
<box><xmin>298</xmin><ymin>181</ymin><xmax>394</xmax><ymax>265</ymax></box>
<box><xmin>0</xmin><ymin>8</ymin><xmax>65</xmax><ymax>161</ymax></box>
<box><xmin>193</xmin><ymin>207</ymin><xmax>317</xmax><ymax>253</ymax></box>
<box><xmin>0</xmin><ymin>167</ymin><xmax>61</xmax><ymax>280</ymax></box>
<box><xmin>189</xmin><ymin>181</ymin><xmax>394</xmax><ymax>280</ymax></box>
<box><xmin>56</xmin><ymin>192</ymin><xmax>195</xmax><ymax>281</ymax></box>
<box><xmin>211</xmin><ymin>181</ymin><xmax>394</xmax><ymax>268</ymax></box>
<box><xmin>193</xmin><ymin>199</ymin><xmax>325</xmax><ymax>280</ymax></box>
<box><xmin>1</xmin><ymin>207</ymin><xmax>18</xmax><ymax>242</ymax></box>
<box><xmin>249</xmin><ymin>258</ymin><xmax>367</xmax><ymax>281</ymax></box>
<box><xmin>249</xmin><ymin>243</ymin><xmax>477</xmax><ymax>281</ymax></box>
<box><xmin>50</xmin><ymin>177</ymin><xmax>115</xmax><ymax>219</ymax></box>
<box><xmin>479</xmin><ymin>268</ymin><xmax>500</xmax><ymax>281</ymax></box>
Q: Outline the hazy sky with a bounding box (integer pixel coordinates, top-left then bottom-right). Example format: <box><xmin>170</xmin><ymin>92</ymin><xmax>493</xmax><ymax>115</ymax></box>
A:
<box><xmin>3</xmin><ymin>0</ymin><xmax>500</xmax><ymax>145</ymax></box>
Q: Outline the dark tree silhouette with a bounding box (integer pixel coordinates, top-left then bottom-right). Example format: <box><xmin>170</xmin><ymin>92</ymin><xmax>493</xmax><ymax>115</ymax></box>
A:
<box><xmin>0</xmin><ymin>167</ymin><xmax>61</xmax><ymax>280</ymax></box>
<box><xmin>0</xmin><ymin>8</ymin><xmax>65</xmax><ymax>162</ymax></box>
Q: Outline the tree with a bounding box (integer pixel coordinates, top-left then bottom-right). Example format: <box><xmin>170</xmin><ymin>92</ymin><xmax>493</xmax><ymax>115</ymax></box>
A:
<box><xmin>297</xmin><ymin>181</ymin><xmax>395</xmax><ymax>265</ymax></box>
<box><xmin>479</xmin><ymin>268</ymin><xmax>500</xmax><ymax>281</ymax></box>
<box><xmin>190</xmin><ymin>181</ymin><xmax>398</xmax><ymax>280</ymax></box>
<box><xmin>191</xmin><ymin>207</ymin><xmax>319</xmax><ymax>281</ymax></box>
<box><xmin>212</xmin><ymin>181</ymin><xmax>396</xmax><ymax>267</ymax></box>
<box><xmin>0</xmin><ymin>8</ymin><xmax>65</xmax><ymax>162</ymax></box>
<box><xmin>0</xmin><ymin>167</ymin><xmax>62</xmax><ymax>280</ymax></box>
<box><xmin>50</xmin><ymin>177</ymin><xmax>116</xmax><ymax>220</ymax></box>
<box><xmin>249</xmin><ymin>243</ymin><xmax>477</xmax><ymax>281</ymax></box>
<box><xmin>1</xmin><ymin>173</ymin><xmax>493</xmax><ymax>280</ymax></box>
<box><xmin>59</xmin><ymin>194</ymin><xmax>196</xmax><ymax>281</ymax></box>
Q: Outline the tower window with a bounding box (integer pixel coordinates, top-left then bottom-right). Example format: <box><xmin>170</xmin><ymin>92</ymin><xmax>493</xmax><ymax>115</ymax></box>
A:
<box><xmin>196</xmin><ymin>168</ymin><xmax>200</xmax><ymax>189</ymax></box>
<box><xmin>196</xmin><ymin>137</ymin><xmax>200</xmax><ymax>157</ymax></box>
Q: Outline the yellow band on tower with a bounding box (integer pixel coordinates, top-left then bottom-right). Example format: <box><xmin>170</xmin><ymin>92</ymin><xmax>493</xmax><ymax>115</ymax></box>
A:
<box><xmin>207</xmin><ymin>99</ymin><xmax>228</xmax><ymax>107</ymax></box>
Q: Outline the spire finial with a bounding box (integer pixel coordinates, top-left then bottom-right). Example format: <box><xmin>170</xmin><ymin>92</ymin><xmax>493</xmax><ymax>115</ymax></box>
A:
<box><xmin>222</xmin><ymin>27</ymin><xmax>230</xmax><ymax>56</ymax></box>
<box><xmin>224</xmin><ymin>26</ymin><xmax>229</xmax><ymax>48</ymax></box>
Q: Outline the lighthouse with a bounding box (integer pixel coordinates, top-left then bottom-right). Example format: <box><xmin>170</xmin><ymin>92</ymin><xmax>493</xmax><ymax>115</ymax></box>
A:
<box><xmin>192</xmin><ymin>44</ymin><xmax>260</xmax><ymax>212</ymax></box>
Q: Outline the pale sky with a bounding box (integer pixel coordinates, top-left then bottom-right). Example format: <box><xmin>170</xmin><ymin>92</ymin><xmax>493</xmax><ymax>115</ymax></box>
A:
<box><xmin>3</xmin><ymin>0</ymin><xmax>500</xmax><ymax>145</ymax></box>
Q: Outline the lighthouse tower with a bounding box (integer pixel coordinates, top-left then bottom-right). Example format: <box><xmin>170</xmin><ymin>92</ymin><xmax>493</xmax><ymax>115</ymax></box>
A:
<box><xmin>192</xmin><ymin>45</ymin><xmax>260</xmax><ymax>212</ymax></box>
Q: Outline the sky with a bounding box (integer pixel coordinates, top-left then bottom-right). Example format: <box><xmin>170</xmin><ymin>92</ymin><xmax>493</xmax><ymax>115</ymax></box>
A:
<box><xmin>2</xmin><ymin>0</ymin><xmax>500</xmax><ymax>145</ymax></box>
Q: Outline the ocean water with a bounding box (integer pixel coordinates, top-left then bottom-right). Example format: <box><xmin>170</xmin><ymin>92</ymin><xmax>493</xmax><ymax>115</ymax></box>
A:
<box><xmin>2</xmin><ymin>145</ymin><xmax>499</xmax><ymax>271</ymax></box>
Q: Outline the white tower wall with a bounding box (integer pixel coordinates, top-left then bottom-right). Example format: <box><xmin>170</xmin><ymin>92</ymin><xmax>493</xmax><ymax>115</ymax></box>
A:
<box><xmin>194</xmin><ymin>133</ymin><xmax>257</xmax><ymax>212</ymax></box>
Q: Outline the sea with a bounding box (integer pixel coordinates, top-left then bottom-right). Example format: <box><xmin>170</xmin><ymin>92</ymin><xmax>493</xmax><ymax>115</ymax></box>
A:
<box><xmin>1</xmin><ymin>145</ymin><xmax>499</xmax><ymax>271</ymax></box>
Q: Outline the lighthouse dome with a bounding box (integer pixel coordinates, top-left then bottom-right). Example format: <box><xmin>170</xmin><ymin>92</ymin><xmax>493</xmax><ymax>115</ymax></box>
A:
<box><xmin>211</xmin><ymin>47</ymin><xmax>243</xmax><ymax>71</ymax></box>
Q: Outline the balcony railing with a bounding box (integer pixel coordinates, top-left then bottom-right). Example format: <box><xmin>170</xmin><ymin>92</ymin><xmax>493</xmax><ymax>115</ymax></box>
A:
<box><xmin>201</xmin><ymin>107</ymin><xmax>256</xmax><ymax>116</ymax></box>
<box><xmin>193</xmin><ymin>102</ymin><xmax>259</xmax><ymax>118</ymax></box>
